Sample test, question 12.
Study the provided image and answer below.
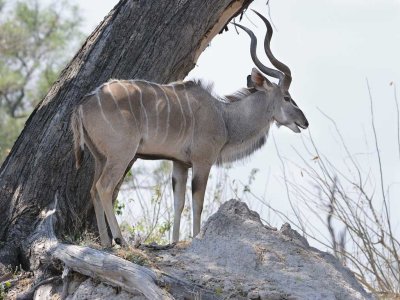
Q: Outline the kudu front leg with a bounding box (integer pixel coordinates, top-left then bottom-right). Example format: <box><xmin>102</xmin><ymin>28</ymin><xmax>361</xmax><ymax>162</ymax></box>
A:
<box><xmin>191</xmin><ymin>164</ymin><xmax>212</xmax><ymax>238</ymax></box>
<box><xmin>172</xmin><ymin>161</ymin><xmax>189</xmax><ymax>243</ymax></box>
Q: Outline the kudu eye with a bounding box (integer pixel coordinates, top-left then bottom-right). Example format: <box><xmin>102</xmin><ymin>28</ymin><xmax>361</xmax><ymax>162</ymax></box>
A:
<box><xmin>284</xmin><ymin>96</ymin><xmax>291</xmax><ymax>102</ymax></box>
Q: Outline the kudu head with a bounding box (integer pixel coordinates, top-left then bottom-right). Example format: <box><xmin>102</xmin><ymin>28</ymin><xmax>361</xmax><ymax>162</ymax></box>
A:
<box><xmin>235</xmin><ymin>11</ymin><xmax>309</xmax><ymax>133</ymax></box>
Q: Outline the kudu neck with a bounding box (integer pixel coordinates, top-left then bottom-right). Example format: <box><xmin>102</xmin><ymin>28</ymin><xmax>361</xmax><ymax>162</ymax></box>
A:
<box><xmin>221</xmin><ymin>91</ymin><xmax>274</xmax><ymax>145</ymax></box>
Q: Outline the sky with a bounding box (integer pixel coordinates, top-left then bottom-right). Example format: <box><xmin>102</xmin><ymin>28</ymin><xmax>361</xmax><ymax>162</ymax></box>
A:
<box><xmin>77</xmin><ymin>0</ymin><xmax>400</xmax><ymax>243</ymax></box>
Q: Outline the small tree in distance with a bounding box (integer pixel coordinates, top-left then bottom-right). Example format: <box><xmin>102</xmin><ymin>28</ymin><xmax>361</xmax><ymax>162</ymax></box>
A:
<box><xmin>0</xmin><ymin>0</ymin><xmax>83</xmax><ymax>161</ymax></box>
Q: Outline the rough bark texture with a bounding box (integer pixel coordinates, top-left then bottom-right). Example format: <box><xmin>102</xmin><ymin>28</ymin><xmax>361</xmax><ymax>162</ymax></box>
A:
<box><xmin>0</xmin><ymin>0</ymin><xmax>253</xmax><ymax>269</ymax></box>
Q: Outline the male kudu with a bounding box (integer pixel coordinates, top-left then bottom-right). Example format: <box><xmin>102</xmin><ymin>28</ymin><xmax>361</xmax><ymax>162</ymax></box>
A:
<box><xmin>71</xmin><ymin>11</ymin><xmax>309</xmax><ymax>247</ymax></box>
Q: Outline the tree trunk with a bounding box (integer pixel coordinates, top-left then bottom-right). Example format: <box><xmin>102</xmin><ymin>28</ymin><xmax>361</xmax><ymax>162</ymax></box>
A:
<box><xmin>0</xmin><ymin>0</ymin><xmax>252</xmax><ymax>269</ymax></box>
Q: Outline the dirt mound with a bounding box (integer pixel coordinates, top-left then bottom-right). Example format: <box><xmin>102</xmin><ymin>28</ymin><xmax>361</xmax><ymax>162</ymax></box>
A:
<box><xmin>153</xmin><ymin>199</ymin><xmax>373</xmax><ymax>299</ymax></box>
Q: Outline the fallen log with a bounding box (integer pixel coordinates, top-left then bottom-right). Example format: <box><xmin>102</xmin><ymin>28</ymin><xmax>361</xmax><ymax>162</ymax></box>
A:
<box><xmin>52</xmin><ymin>243</ymin><xmax>169</xmax><ymax>299</ymax></box>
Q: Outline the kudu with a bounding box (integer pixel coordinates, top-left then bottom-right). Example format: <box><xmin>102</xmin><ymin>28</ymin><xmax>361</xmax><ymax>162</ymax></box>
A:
<box><xmin>71</xmin><ymin>11</ymin><xmax>308</xmax><ymax>247</ymax></box>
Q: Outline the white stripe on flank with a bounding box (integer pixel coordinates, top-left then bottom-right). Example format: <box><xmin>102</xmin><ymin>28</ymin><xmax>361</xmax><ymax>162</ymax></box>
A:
<box><xmin>106</xmin><ymin>82</ymin><xmax>121</xmax><ymax>112</ymax></box>
<box><xmin>96</xmin><ymin>91</ymin><xmax>117</xmax><ymax>133</ymax></box>
<box><xmin>172</xmin><ymin>85</ymin><xmax>186</xmax><ymax>142</ymax></box>
<box><xmin>184</xmin><ymin>88</ymin><xmax>195</xmax><ymax>148</ymax></box>
<box><xmin>147</xmin><ymin>82</ymin><xmax>160</xmax><ymax>138</ymax></box>
<box><xmin>160</xmin><ymin>86</ymin><xmax>171</xmax><ymax>144</ymax></box>
<box><xmin>117</xmin><ymin>81</ymin><xmax>139</xmax><ymax>129</ymax></box>
<box><xmin>131</xmin><ymin>81</ymin><xmax>149</xmax><ymax>137</ymax></box>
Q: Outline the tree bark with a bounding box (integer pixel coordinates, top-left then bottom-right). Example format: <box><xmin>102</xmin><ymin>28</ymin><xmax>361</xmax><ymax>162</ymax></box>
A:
<box><xmin>0</xmin><ymin>0</ymin><xmax>253</xmax><ymax>269</ymax></box>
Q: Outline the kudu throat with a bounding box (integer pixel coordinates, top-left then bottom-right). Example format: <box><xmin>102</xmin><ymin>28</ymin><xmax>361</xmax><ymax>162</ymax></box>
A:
<box><xmin>218</xmin><ymin>92</ymin><xmax>273</xmax><ymax>164</ymax></box>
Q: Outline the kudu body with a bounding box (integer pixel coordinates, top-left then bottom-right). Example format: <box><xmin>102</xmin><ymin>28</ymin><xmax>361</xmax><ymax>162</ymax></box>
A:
<box><xmin>71</xmin><ymin>12</ymin><xmax>308</xmax><ymax>247</ymax></box>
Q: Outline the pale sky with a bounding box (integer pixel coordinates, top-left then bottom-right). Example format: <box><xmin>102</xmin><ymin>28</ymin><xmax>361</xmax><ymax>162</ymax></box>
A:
<box><xmin>78</xmin><ymin>0</ymin><xmax>400</xmax><ymax>241</ymax></box>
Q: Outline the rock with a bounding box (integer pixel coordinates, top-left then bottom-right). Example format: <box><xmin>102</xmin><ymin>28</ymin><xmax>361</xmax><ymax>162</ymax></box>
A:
<box><xmin>280</xmin><ymin>222</ymin><xmax>309</xmax><ymax>248</ymax></box>
<box><xmin>247</xmin><ymin>290</ymin><xmax>260</xmax><ymax>299</ymax></box>
<box><xmin>33</xmin><ymin>284</ymin><xmax>53</xmax><ymax>300</ymax></box>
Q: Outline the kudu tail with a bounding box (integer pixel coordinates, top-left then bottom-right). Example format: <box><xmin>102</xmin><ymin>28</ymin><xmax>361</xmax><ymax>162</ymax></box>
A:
<box><xmin>70</xmin><ymin>106</ymin><xmax>85</xmax><ymax>169</ymax></box>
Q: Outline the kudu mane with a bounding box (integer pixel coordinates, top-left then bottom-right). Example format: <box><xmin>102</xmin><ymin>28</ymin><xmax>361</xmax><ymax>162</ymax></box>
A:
<box><xmin>190</xmin><ymin>79</ymin><xmax>257</xmax><ymax>103</ymax></box>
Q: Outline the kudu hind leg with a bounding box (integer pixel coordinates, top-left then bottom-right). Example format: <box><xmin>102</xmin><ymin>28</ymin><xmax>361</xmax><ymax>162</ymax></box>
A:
<box><xmin>91</xmin><ymin>157</ymin><xmax>112</xmax><ymax>247</ymax></box>
<box><xmin>96</xmin><ymin>158</ymin><xmax>132</xmax><ymax>246</ymax></box>
<box><xmin>172</xmin><ymin>161</ymin><xmax>189</xmax><ymax>243</ymax></box>
<box><xmin>191</xmin><ymin>164</ymin><xmax>211</xmax><ymax>238</ymax></box>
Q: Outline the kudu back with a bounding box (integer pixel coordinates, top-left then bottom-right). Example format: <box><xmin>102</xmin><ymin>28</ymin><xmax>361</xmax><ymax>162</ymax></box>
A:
<box><xmin>71</xmin><ymin>11</ymin><xmax>308</xmax><ymax>247</ymax></box>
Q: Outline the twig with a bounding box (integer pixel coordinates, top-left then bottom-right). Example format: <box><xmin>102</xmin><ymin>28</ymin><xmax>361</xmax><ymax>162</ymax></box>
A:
<box><xmin>366</xmin><ymin>79</ymin><xmax>400</xmax><ymax>280</ymax></box>
<box><xmin>392</xmin><ymin>82</ymin><xmax>400</xmax><ymax>160</ymax></box>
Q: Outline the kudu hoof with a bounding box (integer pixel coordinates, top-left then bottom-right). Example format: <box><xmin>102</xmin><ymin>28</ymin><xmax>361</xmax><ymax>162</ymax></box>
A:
<box><xmin>114</xmin><ymin>237</ymin><xmax>130</xmax><ymax>248</ymax></box>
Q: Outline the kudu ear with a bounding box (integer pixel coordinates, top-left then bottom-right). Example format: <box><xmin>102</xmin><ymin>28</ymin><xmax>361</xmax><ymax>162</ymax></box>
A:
<box><xmin>250</xmin><ymin>68</ymin><xmax>273</xmax><ymax>91</ymax></box>
<box><xmin>247</xmin><ymin>75</ymin><xmax>254</xmax><ymax>88</ymax></box>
